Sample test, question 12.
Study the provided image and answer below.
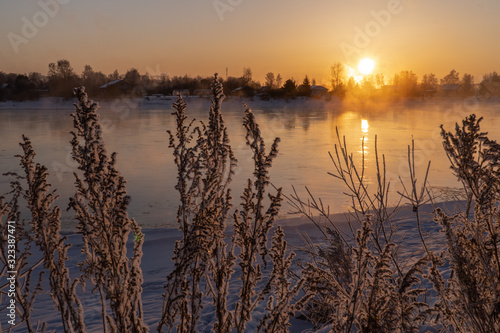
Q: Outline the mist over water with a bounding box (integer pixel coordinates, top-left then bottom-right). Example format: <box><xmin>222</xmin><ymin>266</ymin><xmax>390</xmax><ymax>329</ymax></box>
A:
<box><xmin>1</xmin><ymin>97</ymin><xmax>499</xmax><ymax>231</ymax></box>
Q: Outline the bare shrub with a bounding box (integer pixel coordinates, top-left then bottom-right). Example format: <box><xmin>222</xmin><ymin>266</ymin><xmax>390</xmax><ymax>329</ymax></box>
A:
<box><xmin>0</xmin><ymin>176</ymin><xmax>46</xmax><ymax>333</ymax></box>
<box><xmin>289</xmin><ymin>113</ymin><xmax>500</xmax><ymax>332</ymax></box>
<box><xmin>69</xmin><ymin>87</ymin><xmax>147</xmax><ymax>333</ymax></box>
<box><xmin>158</xmin><ymin>75</ymin><xmax>237</xmax><ymax>333</ymax></box>
<box><xmin>1</xmin><ymin>87</ymin><xmax>147</xmax><ymax>333</ymax></box>
<box><xmin>159</xmin><ymin>75</ymin><xmax>302</xmax><ymax>333</ymax></box>
<box><xmin>428</xmin><ymin>114</ymin><xmax>500</xmax><ymax>332</ymax></box>
<box><xmin>18</xmin><ymin>136</ymin><xmax>86</xmax><ymax>332</ymax></box>
<box><xmin>3</xmin><ymin>76</ymin><xmax>300</xmax><ymax>333</ymax></box>
<box><xmin>288</xmin><ymin>130</ymin><xmax>432</xmax><ymax>331</ymax></box>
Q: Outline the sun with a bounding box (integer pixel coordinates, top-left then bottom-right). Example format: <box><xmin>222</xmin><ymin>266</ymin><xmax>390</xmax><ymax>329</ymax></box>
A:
<box><xmin>358</xmin><ymin>58</ymin><xmax>375</xmax><ymax>75</ymax></box>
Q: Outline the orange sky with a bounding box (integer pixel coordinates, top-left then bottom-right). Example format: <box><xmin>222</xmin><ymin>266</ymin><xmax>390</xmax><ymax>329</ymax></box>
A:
<box><xmin>1</xmin><ymin>0</ymin><xmax>499</xmax><ymax>84</ymax></box>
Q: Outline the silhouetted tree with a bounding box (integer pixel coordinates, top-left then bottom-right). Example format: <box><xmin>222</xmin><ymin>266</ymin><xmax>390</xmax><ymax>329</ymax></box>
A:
<box><xmin>421</xmin><ymin>73</ymin><xmax>438</xmax><ymax>91</ymax></box>
<box><xmin>154</xmin><ymin>74</ymin><xmax>171</xmax><ymax>95</ymax></box>
<box><xmin>11</xmin><ymin>74</ymin><xmax>37</xmax><ymax>100</ymax></box>
<box><xmin>0</xmin><ymin>71</ymin><xmax>7</xmax><ymax>85</ymax></box>
<box><xmin>124</xmin><ymin>68</ymin><xmax>141</xmax><ymax>87</ymax></box>
<box><xmin>331</xmin><ymin>62</ymin><xmax>345</xmax><ymax>91</ymax></box>
<box><xmin>81</xmin><ymin>65</ymin><xmax>93</xmax><ymax>84</ymax></box>
<box><xmin>0</xmin><ymin>71</ymin><xmax>45</xmax><ymax>100</ymax></box>
<box><xmin>48</xmin><ymin>59</ymin><xmax>80</xmax><ymax>98</ymax></box>
<box><xmin>108</xmin><ymin>69</ymin><xmax>120</xmax><ymax>81</ymax></box>
<box><xmin>283</xmin><ymin>79</ymin><xmax>297</xmax><ymax>99</ymax></box>
<box><xmin>361</xmin><ymin>75</ymin><xmax>375</xmax><ymax>93</ymax></box>
<box><xmin>298</xmin><ymin>75</ymin><xmax>311</xmax><ymax>97</ymax></box>
<box><xmin>242</xmin><ymin>67</ymin><xmax>252</xmax><ymax>86</ymax></box>
<box><xmin>28</xmin><ymin>72</ymin><xmax>44</xmax><ymax>89</ymax></box>
<box><xmin>441</xmin><ymin>69</ymin><xmax>460</xmax><ymax>85</ymax></box>
<box><xmin>199</xmin><ymin>77</ymin><xmax>211</xmax><ymax>89</ymax></box>
<box><xmin>483</xmin><ymin>72</ymin><xmax>500</xmax><ymax>82</ymax></box>
<box><xmin>276</xmin><ymin>74</ymin><xmax>283</xmax><ymax>89</ymax></box>
<box><xmin>346</xmin><ymin>76</ymin><xmax>357</xmax><ymax>92</ymax></box>
<box><xmin>223</xmin><ymin>76</ymin><xmax>246</xmax><ymax>95</ymax></box>
<box><xmin>461</xmin><ymin>73</ymin><xmax>475</xmax><ymax>96</ymax></box>
<box><xmin>374</xmin><ymin>73</ymin><xmax>385</xmax><ymax>88</ymax></box>
<box><xmin>142</xmin><ymin>73</ymin><xmax>155</xmax><ymax>91</ymax></box>
<box><xmin>265</xmin><ymin>72</ymin><xmax>276</xmax><ymax>89</ymax></box>
<box><xmin>393</xmin><ymin>70</ymin><xmax>418</xmax><ymax>97</ymax></box>
<box><xmin>81</xmin><ymin>65</ymin><xmax>107</xmax><ymax>95</ymax></box>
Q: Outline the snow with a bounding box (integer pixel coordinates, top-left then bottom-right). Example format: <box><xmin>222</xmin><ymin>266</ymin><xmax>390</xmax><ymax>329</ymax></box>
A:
<box><xmin>12</xmin><ymin>199</ymin><xmax>459</xmax><ymax>332</ymax></box>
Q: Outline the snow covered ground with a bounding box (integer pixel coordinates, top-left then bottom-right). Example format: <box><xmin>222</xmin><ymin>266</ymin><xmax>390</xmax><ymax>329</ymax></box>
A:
<box><xmin>8</xmin><ymin>199</ymin><xmax>462</xmax><ymax>332</ymax></box>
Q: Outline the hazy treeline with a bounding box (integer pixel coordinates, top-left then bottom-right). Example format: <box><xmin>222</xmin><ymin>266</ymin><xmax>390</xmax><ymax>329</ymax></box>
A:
<box><xmin>2</xmin><ymin>59</ymin><xmax>500</xmax><ymax>101</ymax></box>
<box><xmin>330</xmin><ymin>63</ymin><xmax>500</xmax><ymax>99</ymax></box>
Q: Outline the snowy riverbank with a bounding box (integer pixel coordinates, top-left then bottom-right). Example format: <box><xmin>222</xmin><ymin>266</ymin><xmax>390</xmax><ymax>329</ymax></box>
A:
<box><xmin>13</xmin><ymin>200</ymin><xmax>465</xmax><ymax>332</ymax></box>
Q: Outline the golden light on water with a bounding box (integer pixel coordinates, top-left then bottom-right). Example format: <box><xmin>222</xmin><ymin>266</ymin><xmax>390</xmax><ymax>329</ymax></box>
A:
<box><xmin>361</xmin><ymin>119</ymin><xmax>369</xmax><ymax>133</ymax></box>
<box><xmin>358</xmin><ymin>119</ymin><xmax>369</xmax><ymax>157</ymax></box>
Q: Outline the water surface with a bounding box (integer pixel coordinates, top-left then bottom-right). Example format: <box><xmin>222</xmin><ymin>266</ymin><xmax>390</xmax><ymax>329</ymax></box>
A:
<box><xmin>1</xmin><ymin>97</ymin><xmax>498</xmax><ymax>230</ymax></box>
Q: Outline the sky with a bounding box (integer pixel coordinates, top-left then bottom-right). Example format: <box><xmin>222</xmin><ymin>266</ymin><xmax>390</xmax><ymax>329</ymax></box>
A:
<box><xmin>0</xmin><ymin>0</ymin><xmax>499</xmax><ymax>85</ymax></box>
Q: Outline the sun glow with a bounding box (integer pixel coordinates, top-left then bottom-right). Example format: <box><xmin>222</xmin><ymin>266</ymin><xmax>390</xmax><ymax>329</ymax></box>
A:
<box><xmin>358</xmin><ymin>58</ymin><xmax>375</xmax><ymax>75</ymax></box>
<box><xmin>346</xmin><ymin>66</ymin><xmax>364</xmax><ymax>84</ymax></box>
<box><xmin>346</xmin><ymin>58</ymin><xmax>376</xmax><ymax>84</ymax></box>
<box><xmin>361</xmin><ymin>119</ymin><xmax>369</xmax><ymax>133</ymax></box>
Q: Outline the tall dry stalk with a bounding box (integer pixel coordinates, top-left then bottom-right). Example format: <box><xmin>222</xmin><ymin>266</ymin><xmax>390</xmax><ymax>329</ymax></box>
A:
<box><xmin>0</xmin><ymin>175</ymin><xmax>46</xmax><ymax>333</ymax></box>
<box><xmin>159</xmin><ymin>75</ymin><xmax>301</xmax><ymax>333</ymax></box>
<box><xmin>158</xmin><ymin>75</ymin><xmax>237</xmax><ymax>333</ymax></box>
<box><xmin>428</xmin><ymin>114</ymin><xmax>500</xmax><ymax>332</ymax></box>
<box><xmin>69</xmin><ymin>87</ymin><xmax>147</xmax><ymax>333</ymax></box>
<box><xmin>288</xmin><ymin>128</ymin><xmax>432</xmax><ymax>331</ymax></box>
<box><xmin>18</xmin><ymin>136</ymin><xmax>86</xmax><ymax>333</ymax></box>
<box><xmin>231</xmin><ymin>106</ymin><xmax>284</xmax><ymax>333</ymax></box>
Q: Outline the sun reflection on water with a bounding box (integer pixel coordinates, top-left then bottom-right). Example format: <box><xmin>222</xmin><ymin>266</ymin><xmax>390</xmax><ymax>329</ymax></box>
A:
<box><xmin>361</xmin><ymin>119</ymin><xmax>369</xmax><ymax>133</ymax></box>
<box><xmin>359</xmin><ymin>119</ymin><xmax>369</xmax><ymax>157</ymax></box>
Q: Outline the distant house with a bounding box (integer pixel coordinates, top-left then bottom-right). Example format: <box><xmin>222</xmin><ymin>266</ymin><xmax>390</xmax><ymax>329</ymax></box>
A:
<box><xmin>310</xmin><ymin>85</ymin><xmax>329</xmax><ymax>98</ymax></box>
<box><xmin>479</xmin><ymin>81</ymin><xmax>500</xmax><ymax>96</ymax></box>
<box><xmin>193</xmin><ymin>89</ymin><xmax>211</xmax><ymax>97</ymax></box>
<box><xmin>99</xmin><ymin>79</ymin><xmax>133</xmax><ymax>97</ymax></box>
<box><xmin>439</xmin><ymin>84</ymin><xmax>461</xmax><ymax>96</ymax></box>
<box><xmin>231</xmin><ymin>86</ymin><xmax>255</xmax><ymax>98</ymax></box>
<box><xmin>172</xmin><ymin>89</ymin><xmax>190</xmax><ymax>97</ymax></box>
<box><xmin>232</xmin><ymin>87</ymin><xmax>246</xmax><ymax>97</ymax></box>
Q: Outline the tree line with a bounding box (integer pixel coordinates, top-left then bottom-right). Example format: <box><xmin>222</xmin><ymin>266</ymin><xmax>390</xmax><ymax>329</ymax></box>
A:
<box><xmin>1</xmin><ymin>59</ymin><xmax>500</xmax><ymax>101</ymax></box>
<box><xmin>329</xmin><ymin>62</ymin><xmax>500</xmax><ymax>99</ymax></box>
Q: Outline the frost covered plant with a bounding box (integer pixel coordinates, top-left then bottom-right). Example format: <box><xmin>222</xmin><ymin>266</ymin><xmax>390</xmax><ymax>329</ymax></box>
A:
<box><xmin>157</xmin><ymin>74</ymin><xmax>235</xmax><ymax>332</ymax></box>
<box><xmin>0</xmin><ymin>87</ymin><xmax>146</xmax><ymax>332</ymax></box>
<box><xmin>17</xmin><ymin>136</ymin><xmax>86</xmax><ymax>333</ymax></box>
<box><xmin>289</xmin><ymin>130</ymin><xmax>431</xmax><ymax>332</ymax></box>
<box><xmin>159</xmin><ymin>75</ymin><xmax>237</xmax><ymax>333</ymax></box>
<box><xmin>69</xmin><ymin>87</ymin><xmax>147</xmax><ymax>333</ymax></box>
<box><xmin>257</xmin><ymin>226</ymin><xmax>299</xmax><ymax>332</ymax></box>
<box><xmin>429</xmin><ymin>114</ymin><xmax>500</xmax><ymax>332</ymax></box>
<box><xmin>441</xmin><ymin>114</ymin><xmax>500</xmax><ymax>216</ymax></box>
<box><xmin>232</xmin><ymin>106</ymin><xmax>289</xmax><ymax>333</ymax></box>
<box><xmin>159</xmin><ymin>75</ymin><xmax>300</xmax><ymax>333</ymax></box>
<box><xmin>0</xmin><ymin>176</ymin><xmax>47</xmax><ymax>333</ymax></box>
